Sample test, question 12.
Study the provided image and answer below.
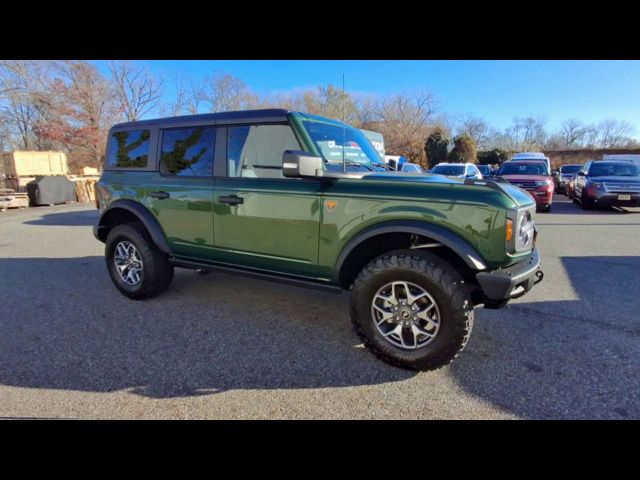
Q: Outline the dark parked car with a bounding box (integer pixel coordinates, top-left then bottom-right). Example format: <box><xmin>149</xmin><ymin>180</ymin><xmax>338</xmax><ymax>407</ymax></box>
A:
<box><xmin>496</xmin><ymin>160</ymin><xmax>554</xmax><ymax>212</ymax></box>
<box><xmin>573</xmin><ymin>160</ymin><xmax>640</xmax><ymax>209</ymax></box>
<box><xmin>566</xmin><ymin>171</ymin><xmax>579</xmax><ymax>199</ymax></box>
<box><xmin>556</xmin><ymin>164</ymin><xmax>583</xmax><ymax>194</ymax></box>
<box><xmin>477</xmin><ymin>165</ymin><xmax>492</xmax><ymax>177</ymax></box>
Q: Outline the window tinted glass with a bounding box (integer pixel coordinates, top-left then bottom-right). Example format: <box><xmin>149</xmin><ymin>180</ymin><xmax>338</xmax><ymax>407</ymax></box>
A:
<box><xmin>160</xmin><ymin>126</ymin><xmax>215</xmax><ymax>176</ymax></box>
<box><xmin>227</xmin><ymin>124</ymin><xmax>300</xmax><ymax>178</ymax></box>
<box><xmin>589</xmin><ymin>162</ymin><xmax>639</xmax><ymax>177</ymax></box>
<box><xmin>432</xmin><ymin>165</ymin><xmax>465</xmax><ymax>176</ymax></box>
<box><xmin>560</xmin><ymin>165</ymin><xmax>582</xmax><ymax>174</ymax></box>
<box><xmin>498</xmin><ymin>162</ymin><xmax>548</xmax><ymax>176</ymax></box>
<box><xmin>303</xmin><ymin>120</ymin><xmax>383</xmax><ymax>169</ymax></box>
<box><xmin>107</xmin><ymin>129</ymin><xmax>150</xmax><ymax>168</ymax></box>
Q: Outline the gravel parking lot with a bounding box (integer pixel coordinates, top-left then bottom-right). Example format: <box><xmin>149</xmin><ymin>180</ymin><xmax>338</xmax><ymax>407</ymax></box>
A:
<box><xmin>1</xmin><ymin>195</ymin><xmax>639</xmax><ymax>419</ymax></box>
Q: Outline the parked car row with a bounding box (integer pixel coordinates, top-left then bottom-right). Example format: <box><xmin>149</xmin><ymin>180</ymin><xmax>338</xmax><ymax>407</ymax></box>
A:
<box><xmin>562</xmin><ymin>160</ymin><xmax>640</xmax><ymax>209</ymax></box>
<box><xmin>428</xmin><ymin>154</ymin><xmax>554</xmax><ymax>212</ymax></box>
<box><xmin>425</xmin><ymin>155</ymin><xmax>640</xmax><ymax>213</ymax></box>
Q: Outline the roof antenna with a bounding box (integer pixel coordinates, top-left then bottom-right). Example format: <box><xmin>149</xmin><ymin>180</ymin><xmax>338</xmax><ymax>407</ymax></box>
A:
<box><xmin>342</xmin><ymin>73</ymin><xmax>346</xmax><ymax>173</ymax></box>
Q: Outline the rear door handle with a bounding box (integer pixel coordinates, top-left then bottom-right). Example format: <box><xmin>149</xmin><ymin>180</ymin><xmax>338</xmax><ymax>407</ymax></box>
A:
<box><xmin>218</xmin><ymin>195</ymin><xmax>244</xmax><ymax>205</ymax></box>
<box><xmin>150</xmin><ymin>191</ymin><xmax>170</xmax><ymax>200</ymax></box>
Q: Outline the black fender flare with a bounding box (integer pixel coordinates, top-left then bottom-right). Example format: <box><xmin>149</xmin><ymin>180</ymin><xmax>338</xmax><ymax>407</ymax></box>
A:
<box><xmin>94</xmin><ymin>199</ymin><xmax>171</xmax><ymax>254</ymax></box>
<box><xmin>334</xmin><ymin>220</ymin><xmax>488</xmax><ymax>280</ymax></box>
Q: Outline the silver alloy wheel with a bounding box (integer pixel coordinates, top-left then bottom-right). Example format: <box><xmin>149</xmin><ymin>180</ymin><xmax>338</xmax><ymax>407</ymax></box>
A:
<box><xmin>113</xmin><ymin>240</ymin><xmax>144</xmax><ymax>286</ymax></box>
<box><xmin>371</xmin><ymin>281</ymin><xmax>440</xmax><ymax>350</ymax></box>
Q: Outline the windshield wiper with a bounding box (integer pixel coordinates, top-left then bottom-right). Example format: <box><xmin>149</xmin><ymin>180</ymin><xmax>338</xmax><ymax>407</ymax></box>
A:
<box><xmin>342</xmin><ymin>160</ymin><xmax>374</xmax><ymax>171</ymax></box>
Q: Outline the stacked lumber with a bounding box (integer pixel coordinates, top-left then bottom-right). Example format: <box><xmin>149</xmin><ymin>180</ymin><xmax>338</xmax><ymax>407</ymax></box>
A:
<box><xmin>73</xmin><ymin>178</ymin><xmax>97</xmax><ymax>203</ymax></box>
<box><xmin>0</xmin><ymin>189</ymin><xmax>29</xmax><ymax>210</ymax></box>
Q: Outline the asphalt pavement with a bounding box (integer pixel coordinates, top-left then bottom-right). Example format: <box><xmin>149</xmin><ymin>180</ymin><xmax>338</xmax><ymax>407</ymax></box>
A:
<box><xmin>0</xmin><ymin>195</ymin><xmax>638</xmax><ymax>419</ymax></box>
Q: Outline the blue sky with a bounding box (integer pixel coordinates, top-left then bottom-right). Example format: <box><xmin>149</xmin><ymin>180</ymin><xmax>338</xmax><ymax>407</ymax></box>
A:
<box><xmin>93</xmin><ymin>60</ymin><xmax>640</xmax><ymax>136</ymax></box>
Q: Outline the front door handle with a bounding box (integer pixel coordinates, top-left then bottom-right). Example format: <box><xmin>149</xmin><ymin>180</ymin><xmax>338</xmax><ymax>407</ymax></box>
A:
<box><xmin>150</xmin><ymin>191</ymin><xmax>170</xmax><ymax>200</ymax></box>
<box><xmin>218</xmin><ymin>195</ymin><xmax>244</xmax><ymax>205</ymax></box>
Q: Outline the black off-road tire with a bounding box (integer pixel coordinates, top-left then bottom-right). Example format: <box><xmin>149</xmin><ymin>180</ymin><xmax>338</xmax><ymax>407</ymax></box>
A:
<box><xmin>350</xmin><ymin>250</ymin><xmax>474</xmax><ymax>371</ymax></box>
<box><xmin>105</xmin><ymin>223</ymin><xmax>174</xmax><ymax>300</ymax></box>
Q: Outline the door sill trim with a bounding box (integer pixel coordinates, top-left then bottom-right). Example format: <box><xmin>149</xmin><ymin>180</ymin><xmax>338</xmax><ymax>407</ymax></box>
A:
<box><xmin>169</xmin><ymin>256</ymin><xmax>342</xmax><ymax>293</ymax></box>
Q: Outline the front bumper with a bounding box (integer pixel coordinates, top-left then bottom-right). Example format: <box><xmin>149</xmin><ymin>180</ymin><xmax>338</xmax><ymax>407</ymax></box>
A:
<box><xmin>588</xmin><ymin>191</ymin><xmax>640</xmax><ymax>207</ymax></box>
<box><xmin>476</xmin><ymin>248</ymin><xmax>543</xmax><ymax>305</ymax></box>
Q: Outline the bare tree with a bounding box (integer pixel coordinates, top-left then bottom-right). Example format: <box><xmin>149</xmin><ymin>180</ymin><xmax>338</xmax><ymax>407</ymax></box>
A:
<box><xmin>457</xmin><ymin>116</ymin><xmax>491</xmax><ymax>150</ymax></box>
<box><xmin>0</xmin><ymin>60</ymin><xmax>58</xmax><ymax>150</ymax></box>
<box><xmin>374</xmin><ymin>91</ymin><xmax>438</xmax><ymax>165</ymax></box>
<box><xmin>36</xmin><ymin>60</ymin><xmax>119</xmax><ymax>169</ymax></box>
<box><xmin>109</xmin><ymin>60</ymin><xmax>163</xmax><ymax>122</ymax></box>
<box><xmin>200</xmin><ymin>73</ymin><xmax>259</xmax><ymax>112</ymax></box>
<box><xmin>159</xmin><ymin>74</ymin><xmax>203</xmax><ymax>116</ymax></box>
<box><xmin>596</xmin><ymin>119</ymin><xmax>636</xmax><ymax>148</ymax></box>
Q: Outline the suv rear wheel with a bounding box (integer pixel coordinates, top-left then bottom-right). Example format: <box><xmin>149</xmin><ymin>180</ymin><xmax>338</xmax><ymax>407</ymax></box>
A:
<box><xmin>350</xmin><ymin>250</ymin><xmax>474</xmax><ymax>371</ymax></box>
<box><xmin>105</xmin><ymin>223</ymin><xmax>174</xmax><ymax>300</ymax></box>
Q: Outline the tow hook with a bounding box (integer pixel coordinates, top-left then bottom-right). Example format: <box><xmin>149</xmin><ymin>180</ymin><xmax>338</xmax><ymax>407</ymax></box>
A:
<box><xmin>534</xmin><ymin>270</ymin><xmax>544</xmax><ymax>285</ymax></box>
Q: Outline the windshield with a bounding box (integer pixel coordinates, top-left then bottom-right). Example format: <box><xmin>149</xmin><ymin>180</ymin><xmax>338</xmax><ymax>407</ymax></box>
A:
<box><xmin>499</xmin><ymin>162</ymin><xmax>549</xmax><ymax>176</ymax></box>
<box><xmin>560</xmin><ymin>165</ymin><xmax>582</xmax><ymax>174</ymax></box>
<box><xmin>302</xmin><ymin>120</ymin><xmax>384</xmax><ymax>172</ymax></box>
<box><xmin>431</xmin><ymin>165</ymin><xmax>465</xmax><ymax>176</ymax></box>
<box><xmin>589</xmin><ymin>163</ymin><xmax>639</xmax><ymax>177</ymax></box>
<box><xmin>477</xmin><ymin>165</ymin><xmax>491</xmax><ymax>175</ymax></box>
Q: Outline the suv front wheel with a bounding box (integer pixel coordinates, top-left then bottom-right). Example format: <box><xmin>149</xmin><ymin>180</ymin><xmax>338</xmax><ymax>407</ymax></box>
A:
<box><xmin>350</xmin><ymin>250</ymin><xmax>474</xmax><ymax>371</ymax></box>
<box><xmin>105</xmin><ymin>223</ymin><xmax>174</xmax><ymax>300</ymax></box>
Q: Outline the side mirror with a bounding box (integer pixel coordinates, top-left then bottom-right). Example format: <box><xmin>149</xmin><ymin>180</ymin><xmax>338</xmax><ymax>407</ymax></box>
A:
<box><xmin>577</xmin><ymin>171</ymin><xmax>585</xmax><ymax>176</ymax></box>
<box><xmin>282</xmin><ymin>150</ymin><xmax>323</xmax><ymax>178</ymax></box>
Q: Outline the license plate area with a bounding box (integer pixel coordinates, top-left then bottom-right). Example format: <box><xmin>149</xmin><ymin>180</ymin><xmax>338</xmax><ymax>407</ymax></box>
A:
<box><xmin>618</xmin><ymin>194</ymin><xmax>631</xmax><ymax>201</ymax></box>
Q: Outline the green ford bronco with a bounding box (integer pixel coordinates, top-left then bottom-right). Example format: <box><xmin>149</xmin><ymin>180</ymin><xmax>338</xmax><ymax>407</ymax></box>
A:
<box><xmin>94</xmin><ymin>109</ymin><xmax>543</xmax><ymax>370</ymax></box>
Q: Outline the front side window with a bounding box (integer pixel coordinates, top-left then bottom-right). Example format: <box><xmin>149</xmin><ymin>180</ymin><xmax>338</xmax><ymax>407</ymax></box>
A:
<box><xmin>160</xmin><ymin>126</ymin><xmax>216</xmax><ymax>176</ymax></box>
<box><xmin>227</xmin><ymin>124</ymin><xmax>300</xmax><ymax>178</ymax></box>
<box><xmin>107</xmin><ymin>129</ymin><xmax>150</xmax><ymax>168</ymax></box>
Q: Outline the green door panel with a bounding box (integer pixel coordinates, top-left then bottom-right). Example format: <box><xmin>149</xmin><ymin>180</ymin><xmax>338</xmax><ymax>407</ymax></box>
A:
<box><xmin>211</xmin><ymin>178</ymin><xmax>323</xmax><ymax>277</ymax></box>
<box><xmin>144</xmin><ymin>173</ymin><xmax>215</xmax><ymax>258</ymax></box>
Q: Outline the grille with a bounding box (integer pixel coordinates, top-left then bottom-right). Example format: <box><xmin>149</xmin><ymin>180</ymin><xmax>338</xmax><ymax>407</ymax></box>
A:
<box><xmin>603</xmin><ymin>183</ymin><xmax>640</xmax><ymax>193</ymax></box>
<box><xmin>510</xmin><ymin>181</ymin><xmax>538</xmax><ymax>190</ymax></box>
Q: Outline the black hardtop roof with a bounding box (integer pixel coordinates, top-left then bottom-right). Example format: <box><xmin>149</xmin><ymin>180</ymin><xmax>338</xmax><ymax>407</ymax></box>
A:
<box><xmin>111</xmin><ymin>108</ymin><xmax>293</xmax><ymax>129</ymax></box>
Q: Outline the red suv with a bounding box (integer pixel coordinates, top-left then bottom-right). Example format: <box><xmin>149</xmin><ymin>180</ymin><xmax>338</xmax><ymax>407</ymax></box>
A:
<box><xmin>496</xmin><ymin>160</ymin><xmax>554</xmax><ymax>212</ymax></box>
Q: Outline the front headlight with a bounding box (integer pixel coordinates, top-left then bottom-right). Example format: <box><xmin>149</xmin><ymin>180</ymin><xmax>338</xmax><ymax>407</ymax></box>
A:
<box><xmin>506</xmin><ymin>206</ymin><xmax>536</xmax><ymax>254</ymax></box>
<box><xmin>516</xmin><ymin>209</ymin><xmax>535</xmax><ymax>251</ymax></box>
<box><xmin>534</xmin><ymin>180</ymin><xmax>552</xmax><ymax>187</ymax></box>
<box><xmin>590</xmin><ymin>181</ymin><xmax>604</xmax><ymax>189</ymax></box>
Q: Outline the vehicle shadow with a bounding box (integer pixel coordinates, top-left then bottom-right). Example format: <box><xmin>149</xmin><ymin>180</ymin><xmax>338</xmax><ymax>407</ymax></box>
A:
<box><xmin>449</xmin><ymin>255</ymin><xmax>640</xmax><ymax>419</ymax></box>
<box><xmin>0</xmin><ymin>256</ymin><xmax>414</xmax><ymax>399</ymax></box>
<box><xmin>23</xmin><ymin>208</ymin><xmax>99</xmax><ymax>227</ymax></box>
<box><xmin>546</xmin><ymin>196</ymin><xmax>640</xmax><ymax>216</ymax></box>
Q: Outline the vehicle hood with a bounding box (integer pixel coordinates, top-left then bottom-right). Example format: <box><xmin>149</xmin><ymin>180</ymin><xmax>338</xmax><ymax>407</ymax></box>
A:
<box><xmin>362</xmin><ymin>173</ymin><xmax>535</xmax><ymax>207</ymax></box>
<box><xmin>363</xmin><ymin>172</ymin><xmax>463</xmax><ymax>184</ymax></box>
<box><xmin>500</xmin><ymin>174</ymin><xmax>550</xmax><ymax>182</ymax></box>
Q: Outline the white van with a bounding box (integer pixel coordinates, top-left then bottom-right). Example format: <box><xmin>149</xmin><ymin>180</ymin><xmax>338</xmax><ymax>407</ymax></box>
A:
<box><xmin>508</xmin><ymin>152</ymin><xmax>551</xmax><ymax>175</ymax></box>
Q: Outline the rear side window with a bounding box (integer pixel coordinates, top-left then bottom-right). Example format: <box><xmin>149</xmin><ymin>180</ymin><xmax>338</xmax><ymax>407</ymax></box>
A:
<box><xmin>160</xmin><ymin>126</ymin><xmax>216</xmax><ymax>177</ymax></box>
<box><xmin>227</xmin><ymin>124</ymin><xmax>300</xmax><ymax>178</ymax></box>
<box><xmin>107</xmin><ymin>129</ymin><xmax>150</xmax><ymax>168</ymax></box>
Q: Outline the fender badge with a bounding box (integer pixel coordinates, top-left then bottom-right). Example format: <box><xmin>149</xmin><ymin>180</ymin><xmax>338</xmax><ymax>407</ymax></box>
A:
<box><xmin>325</xmin><ymin>200</ymin><xmax>337</xmax><ymax>212</ymax></box>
